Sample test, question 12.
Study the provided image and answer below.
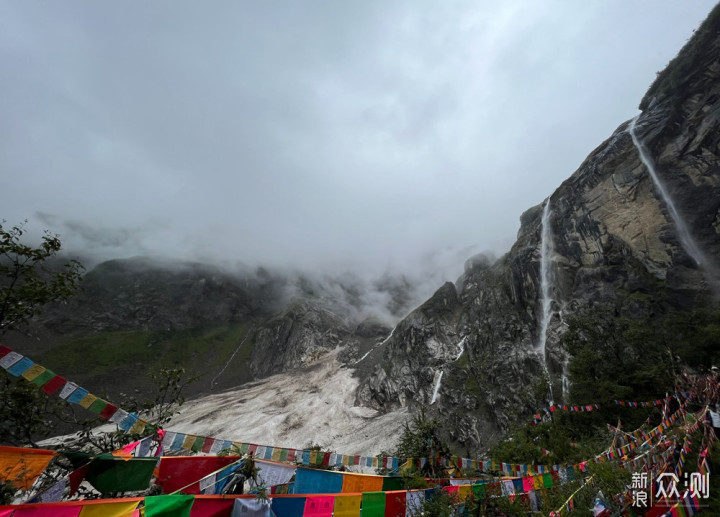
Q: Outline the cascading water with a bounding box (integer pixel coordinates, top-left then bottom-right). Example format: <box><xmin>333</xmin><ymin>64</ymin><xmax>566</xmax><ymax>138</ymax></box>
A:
<box><xmin>561</xmin><ymin>357</ymin><xmax>570</xmax><ymax>400</ymax></box>
<box><xmin>430</xmin><ymin>370</ymin><xmax>443</xmax><ymax>404</ymax></box>
<box><xmin>455</xmin><ymin>337</ymin><xmax>466</xmax><ymax>361</ymax></box>
<box><xmin>210</xmin><ymin>327</ymin><xmax>254</xmax><ymax>389</ymax></box>
<box><xmin>430</xmin><ymin>338</ymin><xmax>465</xmax><ymax>405</ymax></box>
<box><xmin>380</xmin><ymin>326</ymin><xmax>396</xmax><ymax>346</ymax></box>
<box><xmin>537</xmin><ymin>199</ymin><xmax>555</xmax><ymax>404</ymax></box>
<box><xmin>629</xmin><ymin>116</ymin><xmax>714</xmax><ymax>273</ymax></box>
<box><xmin>355</xmin><ymin>325</ymin><xmax>396</xmax><ymax>365</ymax></box>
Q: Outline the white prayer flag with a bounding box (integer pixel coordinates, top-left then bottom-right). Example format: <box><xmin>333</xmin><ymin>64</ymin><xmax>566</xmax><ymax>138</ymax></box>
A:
<box><xmin>0</xmin><ymin>352</ymin><xmax>22</xmax><ymax>369</ymax></box>
<box><xmin>58</xmin><ymin>382</ymin><xmax>78</xmax><ymax>400</ymax></box>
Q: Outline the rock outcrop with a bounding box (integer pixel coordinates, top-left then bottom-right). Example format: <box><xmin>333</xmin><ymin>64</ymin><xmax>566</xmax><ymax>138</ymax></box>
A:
<box><xmin>357</xmin><ymin>4</ymin><xmax>720</xmax><ymax>454</ymax></box>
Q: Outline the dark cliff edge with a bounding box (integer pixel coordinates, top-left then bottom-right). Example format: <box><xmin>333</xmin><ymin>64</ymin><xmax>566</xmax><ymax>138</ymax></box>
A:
<box><xmin>357</xmin><ymin>5</ymin><xmax>720</xmax><ymax>455</ymax></box>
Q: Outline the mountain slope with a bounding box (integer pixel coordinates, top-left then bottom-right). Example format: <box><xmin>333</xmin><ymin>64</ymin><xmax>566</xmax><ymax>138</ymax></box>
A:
<box><xmin>357</xmin><ymin>3</ymin><xmax>720</xmax><ymax>454</ymax></box>
<box><xmin>10</xmin><ymin>257</ymin><xmax>416</xmax><ymax>399</ymax></box>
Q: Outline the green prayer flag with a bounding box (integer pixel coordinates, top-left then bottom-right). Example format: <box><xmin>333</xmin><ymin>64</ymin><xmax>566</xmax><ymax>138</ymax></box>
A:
<box><xmin>85</xmin><ymin>456</ymin><xmax>157</xmax><ymax>493</ymax></box>
<box><xmin>192</xmin><ymin>435</ymin><xmax>205</xmax><ymax>452</ymax></box>
<box><xmin>88</xmin><ymin>398</ymin><xmax>109</xmax><ymax>414</ymax></box>
<box><xmin>144</xmin><ymin>495</ymin><xmax>195</xmax><ymax>517</ymax></box>
<box><xmin>543</xmin><ymin>473</ymin><xmax>553</xmax><ymax>488</ymax></box>
<box><xmin>382</xmin><ymin>476</ymin><xmax>404</xmax><ymax>491</ymax></box>
<box><xmin>361</xmin><ymin>491</ymin><xmax>385</xmax><ymax>517</ymax></box>
<box><xmin>62</xmin><ymin>451</ymin><xmax>94</xmax><ymax>470</ymax></box>
<box><xmin>279</xmin><ymin>448</ymin><xmax>288</xmax><ymax>462</ymax></box>
<box><xmin>472</xmin><ymin>484</ymin><xmax>487</xmax><ymax>501</ymax></box>
<box><xmin>239</xmin><ymin>442</ymin><xmax>249</xmax><ymax>455</ymax></box>
<box><xmin>30</xmin><ymin>369</ymin><xmax>55</xmax><ymax>387</ymax></box>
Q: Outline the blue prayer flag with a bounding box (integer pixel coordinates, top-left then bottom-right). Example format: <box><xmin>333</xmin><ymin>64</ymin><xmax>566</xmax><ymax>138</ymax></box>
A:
<box><xmin>293</xmin><ymin>467</ymin><xmax>344</xmax><ymax>494</ymax></box>
<box><xmin>7</xmin><ymin>357</ymin><xmax>34</xmax><ymax>376</ymax></box>
<box><xmin>272</xmin><ymin>497</ymin><xmax>306</xmax><ymax>517</ymax></box>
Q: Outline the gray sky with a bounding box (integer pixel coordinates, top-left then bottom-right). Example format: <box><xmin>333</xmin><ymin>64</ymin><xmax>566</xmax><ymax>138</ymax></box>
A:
<box><xmin>1</xmin><ymin>1</ymin><xmax>717</xmax><ymax>282</ymax></box>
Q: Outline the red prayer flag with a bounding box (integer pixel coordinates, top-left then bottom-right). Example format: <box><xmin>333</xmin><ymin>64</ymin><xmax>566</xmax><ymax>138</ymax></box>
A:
<box><xmin>385</xmin><ymin>490</ymin><xmax>406</xmax><ymax>517</ymax></box>
<box><xmin>69</xmin><ymin>463</ymin><xmax>91</xmax><ymax>496</ymax></box>
<box><xmin>304</xmin><ymin>496</ymin><xmax>334</xmax><ymax>517</ymax></box>
<box><xmin>189</xmin><ymin>498</ymin><xmax>233</xmax><ymax>516</ymax></box>
<box><xmin>156</xmin><ymin>456</ymin><xmax>241</xmax><ymax>494</ymax></box>
<box><xmin>201</xmin><ymin>438</ymin><xmax>214</xmax><ymax>454</ymax></box>
<box><xmin>99</xmin><ymin>403</ymin><xmax>119</xmax><ymax>420</ymax></box>
<box><xmin>41</xmin><ymin>375</ymin><xmax>66</xmax><ymax>395</ymax></box>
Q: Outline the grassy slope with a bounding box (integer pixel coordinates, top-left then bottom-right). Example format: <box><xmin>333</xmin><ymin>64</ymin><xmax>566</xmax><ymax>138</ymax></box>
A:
<box><xmin>37</xmin><ymin>322</ymin><xmax>257</xmax><ymax>400</ymax></box>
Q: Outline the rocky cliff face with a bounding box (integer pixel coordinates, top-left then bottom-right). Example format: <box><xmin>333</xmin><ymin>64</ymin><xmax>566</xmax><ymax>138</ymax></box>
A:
<box><xmin>357</xmin><ymin>5</ymin><xmax>720</xmax><ymax>454</ymax></box>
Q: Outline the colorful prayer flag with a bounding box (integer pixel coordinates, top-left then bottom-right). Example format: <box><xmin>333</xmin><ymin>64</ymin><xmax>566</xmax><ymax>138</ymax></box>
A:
<box><xmin>0</xmin><ymin>446</ymin><xmax>56</xmax><ymax>491</ymax></box>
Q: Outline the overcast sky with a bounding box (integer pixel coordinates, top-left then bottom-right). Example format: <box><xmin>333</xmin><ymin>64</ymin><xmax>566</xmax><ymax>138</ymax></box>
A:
<box><xmin>1</xmin><ymin>1</ymin><xmax>717</xmax><ymax>282</ymax></box>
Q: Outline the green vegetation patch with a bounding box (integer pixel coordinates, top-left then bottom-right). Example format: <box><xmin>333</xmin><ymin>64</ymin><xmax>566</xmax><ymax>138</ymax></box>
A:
<box><xmin>39</xmin><ymin>323</ymin><xmax>255</xmax><ymax>383</ymax></box>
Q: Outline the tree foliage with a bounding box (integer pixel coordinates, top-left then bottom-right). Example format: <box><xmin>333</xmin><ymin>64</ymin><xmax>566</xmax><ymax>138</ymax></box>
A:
<box><xmin>0</xmin><ymin>221</ymin><xmax>84</xmax><ymax>336</ymax></box>
<box><xmin>0</xmin><ymin>221</ymin><xmax>197</xmax><ymax>503</ymax></box>
<box><xmin>0</xmin><ymin>370</ymin><xmax>65</xmax><ymax>448</ymax></box>
<box><xmin>393</xmin><ymin>408</ymin><xmax>452</xmax><ymax>477</ymax></box>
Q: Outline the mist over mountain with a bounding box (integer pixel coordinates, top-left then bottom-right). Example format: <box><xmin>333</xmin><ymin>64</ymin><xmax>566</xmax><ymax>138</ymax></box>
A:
<box><xmin>4</xmin><ymin>2</ymin><xmax>720</xmax><ymax>461</ymax></box>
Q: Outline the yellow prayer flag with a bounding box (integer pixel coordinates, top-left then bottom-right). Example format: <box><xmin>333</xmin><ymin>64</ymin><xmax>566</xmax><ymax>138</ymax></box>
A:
<box><xmin>272</xmin><ymin>447</ymin><xmax>282</xmax><ymax>461</ymax></box>
<box><xmin>334</xmin><ymin>494</ymin><xmax>362</xmax><ymax>517</ymax></box>
<box><xmin>129</xmin><ymin>419</ymin><xmax>147</xmax><ymax>435</ymax></box>
<box><xmin>399</xmin><ymin>458</ymin><xmax>414</xmax><ymax>475</ymax></box>
<box><xmin>458</xmin><ymin>485</ymin><xmax>472</xmax><ymax>500</ymax></box>
<box><xmin>79</xmin><ymin>393</ymin><xmax>98</xmax><ymax>409</ymax></box>
<box><xmin>310</xmin><ymin>450</ymin><xmax>318</xmax><ymax>465</ymax></box>
<box><xmin>0</xmin><ymin>446</ymin><xmax>56</xmax><ymax>490</ymax></box>
<box><xmin>182</xmin><ymin>435</ymin><xmax>197</xmax><ymax>450</ymax></box>
<box><xmin>21</xmin><ymin>364</ymin><xmax>46</xmax><ymax>382</ymax></box>
<box><xmin>533</xmin><ymin>475</ymin><xmax>544</xmax><ymax>489</ymax></box>
<box><xmin>78</xmin><ymin>500</ymin><xmax>141</xmax><ymax>517</ymax></box>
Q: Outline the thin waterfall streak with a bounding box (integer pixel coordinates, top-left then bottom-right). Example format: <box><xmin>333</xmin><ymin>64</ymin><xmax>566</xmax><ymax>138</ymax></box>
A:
<box><xmin>455</xmin><ymin>337</ymin><xmax>466</xmax><ymax>361</ymax></box>
<box><xmin>355</xmin><ymin>349</ymin><xmax>372</xmax><ymax>364</ymax></box>
<box><xmin>538</xmin><ymin>199</ymin><xmax>555</xmax><ymax>404</ymax></box>
<box><xmin>561</xmin><ymin>357</ymin><xmax>570</xmax><ymax>400</ymax></box>
<box><xmin>431</xmin><ymin>371</ymin><xmax>443</xmax><ymax>404</ymax></box>
<box><xmin>211</xmin><ymin>327</ymin><xmax>254</xmax><ymax>389</ymax></box>
<box><xmin>380</xmin><ymin>326</ymin><xmax>396</xmax><ymax>346</ymax></box>
<box><xmin>629</xmin><ymin>116</ymin><xmax>708</xmax><ymax>268</ymax></box>
<box><xmin>355</xmin><ymin>325</ymin><xmax>396</xmax><ymax>365</ymax></box>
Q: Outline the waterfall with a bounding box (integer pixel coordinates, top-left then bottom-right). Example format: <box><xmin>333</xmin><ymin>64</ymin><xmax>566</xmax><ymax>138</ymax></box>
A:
<box><xmin>355</xmin><ymin>325</ymin><xmax>396</xmax><ymax>365</ymax></box>
<box><xmin>455</xmin><ymin>337</ymin><xmax>466</xmax><ymax>361</ymax></box>
<box><xmin>210</xmin><ymin>327</ymin><xmax>254</xmax><ymax>389</ymax></box>
<box><xmin>430</xmin><ymin>370</ymin><xmax>444</xmax><ymax>404</ymax></box>
<box><xmin>380</xmin><ymin>326</ymin><xmax>396</xmax><ymax>346</ymax></box>
<box><xmin>561</xmin><ymin>356</ymin><xmax>570</xmax><ymax>400</ymax></box>
<box><xmin>354</xmin><ymin>349</ymin><xmax>373</xmax><ymax>364</ymax></box>
<box><xmin>629</xmin><ymin>116</ymin><xmax>712</xmax><ymax>271</ymax></box>
<box><xmin>538</xmin><ymin>199</ymin><xmax>555</xmax><ymax>404</ymax></box>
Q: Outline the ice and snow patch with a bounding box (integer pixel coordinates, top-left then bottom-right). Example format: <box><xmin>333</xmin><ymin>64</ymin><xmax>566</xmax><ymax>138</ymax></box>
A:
<box><xmin>168</xmin><ymin>349</ymin><xmax>407</xmax><ymax>457</ymax></box>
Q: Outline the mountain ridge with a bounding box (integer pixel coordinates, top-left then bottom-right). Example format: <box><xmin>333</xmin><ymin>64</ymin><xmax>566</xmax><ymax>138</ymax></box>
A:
<box><xmin>6</xmin><ymin>3</ymin><xmax>720</xmax><ymax>456</ymax></box>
